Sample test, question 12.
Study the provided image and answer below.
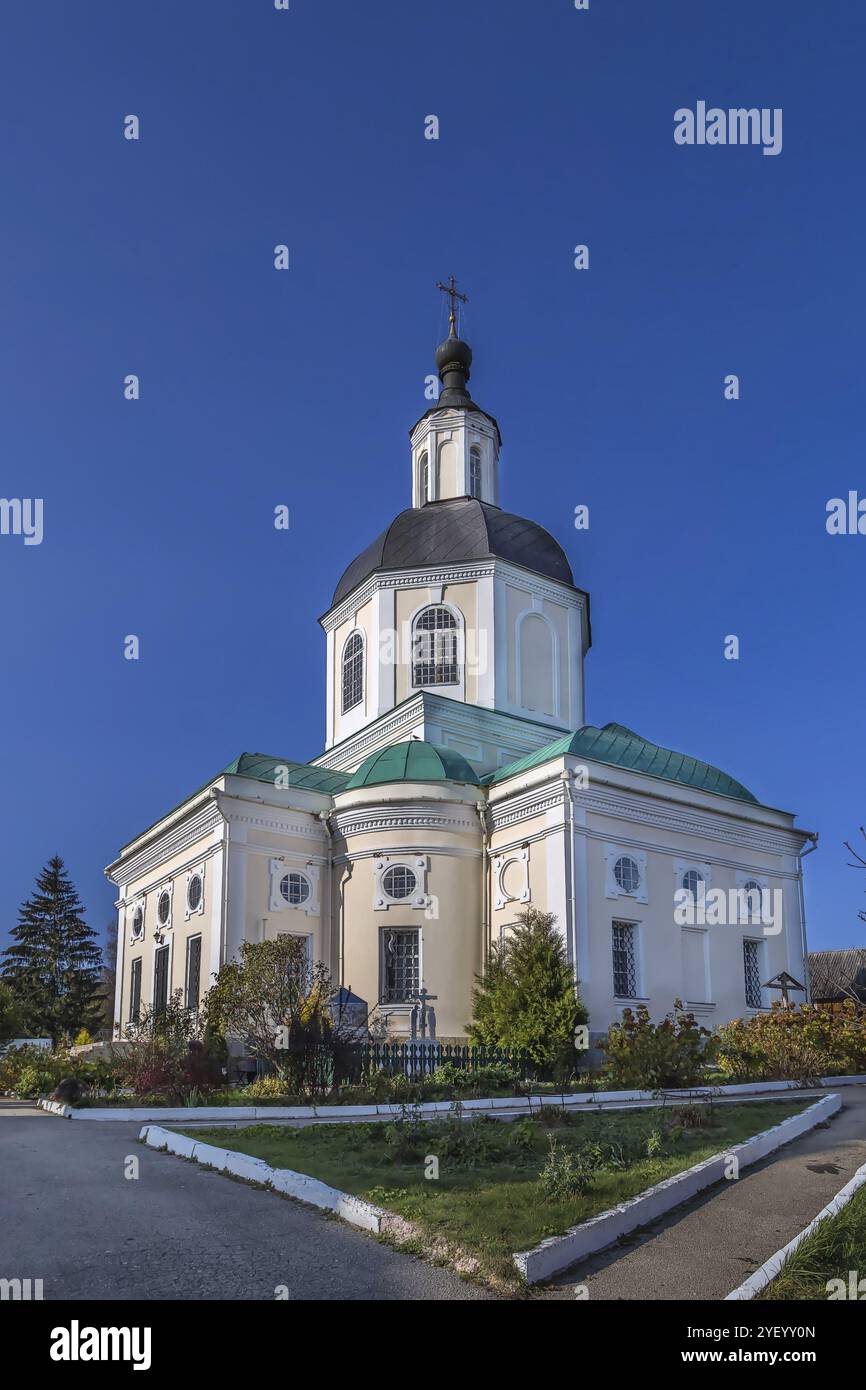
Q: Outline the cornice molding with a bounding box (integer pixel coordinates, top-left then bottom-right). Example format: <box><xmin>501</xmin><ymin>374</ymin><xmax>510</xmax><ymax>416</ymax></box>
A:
<box><xmin>107</xmin><ymin>802</ymin><xmax>223</xmax><ymax>888</ymax></box>
<box><xmin>489</xmin><ymin>776</ymin><xmax>806</xmax><ymax>859</ymax></box>
<box><xmin>321</xmin><ymin>557</ymin><xmax>583</xmax><ymax>633</ymax></box>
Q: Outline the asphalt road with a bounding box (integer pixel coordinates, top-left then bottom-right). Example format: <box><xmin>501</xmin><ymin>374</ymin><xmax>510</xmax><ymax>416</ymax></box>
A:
<box><xmin>542</xmin><ymin>1085</ymin><xmax>866</xmax><ymax>1300</ymax></box>
<box><xmin>0</xmin><ymin>1101</ymin><xmax>492</xmax><ymax>1301</ymax></box>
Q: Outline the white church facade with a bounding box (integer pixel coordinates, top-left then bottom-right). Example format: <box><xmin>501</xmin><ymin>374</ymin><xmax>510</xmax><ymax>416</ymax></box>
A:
<box><xmin>107</xmin><ymin>298</ymin><xmax>815</xmax><ymax>1047</ymax></box>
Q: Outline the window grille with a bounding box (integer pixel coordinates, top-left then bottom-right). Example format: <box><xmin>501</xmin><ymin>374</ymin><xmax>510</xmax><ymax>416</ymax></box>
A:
<box><xmin>382</xmin><ymin>865</ymin><xmax>416</xmax><ymax>900</ymax></box>
<box><xmin>612</xmin><ymin>921</ymin><xmax>637</xmax><ymax>999</ymax></box>
<box><xmin>185</xmin><ymin>936</ymin><xmax>201</xmax><ymax>1011</ymax></box>
<box><xmin>744</xmin><ymin>940</ymin><xmax>762</xmax><ymax>1009</ymax></box>
<box><xmin>412</xmin><ymin>606</ymin><xmax>458</xmax><ymax>686</ymax></box>
<box><xmin>469</xmin><ymin>446</ymin><xmax>482</xmax><ymax>498</ymax></box>
<box><xmin>614</xmin><ymin>855</ymin><xmax>640</xmax><ymax>894</ymax></box>
<box><xmin>342</xmin><ymin>632</ymin><xmax>364</xmax><ymax>713</ymax></box>
<box><xmin>382</xmin><ymin>928</ymin><xmax>420</xmax><ymax>1004</ymax></box>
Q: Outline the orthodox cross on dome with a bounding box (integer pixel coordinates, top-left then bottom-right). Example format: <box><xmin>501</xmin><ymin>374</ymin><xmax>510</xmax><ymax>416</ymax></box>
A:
<box><xmin>436</xmin><ymin>275</ymin><xmax>468</xmax><ymax>337</ymax></box>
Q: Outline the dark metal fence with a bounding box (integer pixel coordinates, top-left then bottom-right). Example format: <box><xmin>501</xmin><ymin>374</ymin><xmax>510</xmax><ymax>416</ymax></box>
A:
<box><xmin>359</xmin><ymin>1041</ymin><xmax>534</xmax><ymax>1080</ymax></box>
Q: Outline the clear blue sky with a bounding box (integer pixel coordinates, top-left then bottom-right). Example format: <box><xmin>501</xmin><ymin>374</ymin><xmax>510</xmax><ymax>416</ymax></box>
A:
<box><xmin>1</xmin><ymin>1</ymin><xmax>864</xmax><ymax>958</ymax></box>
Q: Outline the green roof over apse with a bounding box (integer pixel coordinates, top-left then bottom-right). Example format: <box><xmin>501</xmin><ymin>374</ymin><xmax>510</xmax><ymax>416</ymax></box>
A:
<box><xmin>220</xmin><ymin>753</ymin><xmax>351</xmax><ymax>795</ymax></box>
<box><xmin>345</xmin><ymin>741</ymin><xmax>480</xmax><ymax>790</ymax></box>
<box><xmin>486</xmin><ymin>722</ymin><xmax>759</xmax><ymax>803</ymax></box>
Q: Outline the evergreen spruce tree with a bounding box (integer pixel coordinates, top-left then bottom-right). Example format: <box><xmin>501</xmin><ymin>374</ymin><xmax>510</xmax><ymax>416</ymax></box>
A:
<box><xmin>1</xmin><ymin>857</ymin><xmax>104</xmax><ymax>1044</ymax></box>
<box><xmin>469</xmin><ymin>907</ymin><xmax>588</xmax><ymax>1078</ymax></box>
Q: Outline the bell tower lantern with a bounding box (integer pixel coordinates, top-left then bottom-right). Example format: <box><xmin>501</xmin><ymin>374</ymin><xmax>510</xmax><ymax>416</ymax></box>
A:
<box><xmin>410</xmin><ymin>277</ymin><xmax>501</xmax><ymax>509</ymax></box>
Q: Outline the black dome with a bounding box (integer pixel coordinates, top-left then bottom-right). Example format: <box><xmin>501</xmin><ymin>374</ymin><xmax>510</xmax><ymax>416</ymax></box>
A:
<box><xmin>332</xmin><ymin>498</ymin><xmax>575</xmax><ymax>607</ymax></box>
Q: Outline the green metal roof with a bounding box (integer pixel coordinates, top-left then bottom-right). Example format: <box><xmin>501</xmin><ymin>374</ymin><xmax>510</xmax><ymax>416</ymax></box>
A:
<box><xmin>485</xmin><ymin>722</ymin><xmax>758</xmax><ymax>803</ymax></box>
<box><xmin>220</xmin><ymin>753</ymin><xmax>350</xmax><ymax>795</ymax></box>
<box><xmin>344</xmin><ymin>740</ymin><xmax>480</xmax><ymax>790</ymax></box>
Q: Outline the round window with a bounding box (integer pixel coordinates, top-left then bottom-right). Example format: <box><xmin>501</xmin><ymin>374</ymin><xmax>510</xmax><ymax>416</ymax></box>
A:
<box><xmin>157</xmin><ymin>890</ymin><xmax>171</xmax><ymax>925</ymax></box>
<box><xmin>682</xmin><ymin>869</ymin><xmax>704</xmax><ymax>901</ymax></box>
<box><xmin>132</xmin><ymin>906</ymin><xmax>144</xmax><ymax>937</ymax></box>
<box><xmin>187</xmin><ymin>875</ymin><xmax>202</xmax><ymax>912</ymax></box>
<box><xmin>383</xmin><ymin>865</ymin><xmax>416</xmax><ymax>900</ymax></box>
<box><xmin>614</xmin><ymin>855</ymin><xmax>640</xmax><ymax>894</ymax></box>
<box><xmin>280</xmin><ymin>872</ymin><xmax>310</xmax><ymax>906</ymax></box>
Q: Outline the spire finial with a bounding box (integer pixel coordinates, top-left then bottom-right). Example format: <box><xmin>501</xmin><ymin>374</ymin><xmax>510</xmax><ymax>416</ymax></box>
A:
<box><xmin>436</xmin><ymin>275</ymin><xmax>468</xmax><ymax>338</ymax></box>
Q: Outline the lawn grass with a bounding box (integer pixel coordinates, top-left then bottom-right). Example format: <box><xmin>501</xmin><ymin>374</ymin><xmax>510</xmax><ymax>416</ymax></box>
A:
<box><xmin>181</xmin><ymin>1098</ymin><xmax>809</xmax><ymax>1289</ymax></box>
<box><xmin>756</xmin><ymin>1182</ymin><xmax>866</xmax><ymax>1300</ymax></box>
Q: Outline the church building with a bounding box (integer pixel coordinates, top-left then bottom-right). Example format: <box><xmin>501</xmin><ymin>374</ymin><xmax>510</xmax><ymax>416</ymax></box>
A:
<box><xmin>107</xmin><ymin>292</ymin><xmax>815</xmax><ymax>1046</ymax></box>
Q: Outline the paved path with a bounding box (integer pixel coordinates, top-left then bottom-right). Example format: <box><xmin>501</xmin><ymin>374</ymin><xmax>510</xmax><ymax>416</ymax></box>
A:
<box><xmin>542</xmin><ymin>1085</ymin><xmax>866</xmax><ymax>1300</ymax></box>
<box><xmin>0</xmin><ymin>1101</ymin><xmax>492</xmax><ymax>1300</ymax></box>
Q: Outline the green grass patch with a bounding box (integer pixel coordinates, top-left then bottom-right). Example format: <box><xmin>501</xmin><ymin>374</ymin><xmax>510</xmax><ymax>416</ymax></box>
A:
<box><xmin>180</xmin><ymin>1098</ymin><xmax>809</xmax><ymax>1289</ymax></box>
<box><xmin>756</xmin><ymin>1181</ymin><xmax>866</xmax><ymax>1301</ymax></box>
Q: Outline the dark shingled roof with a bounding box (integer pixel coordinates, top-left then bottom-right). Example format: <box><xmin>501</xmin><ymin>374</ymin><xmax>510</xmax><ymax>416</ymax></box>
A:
<box><xmin>808</xmin><ymin>949</ymin><xmax>866</xmax><ymax>1003</ymax></box>
<box><xmin>332</xmin><ymin>497</ymin><xmax>575</xmax><ymax>606</ymax></box>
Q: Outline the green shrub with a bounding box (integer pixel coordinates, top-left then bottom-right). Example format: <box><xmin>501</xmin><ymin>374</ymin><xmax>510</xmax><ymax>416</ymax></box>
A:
<box><xmin>597</xmin><ymin>1002</ymin><xmax>712</xmax><ymax>1090</ymax></box>
<box><xmin>469</xmin><ymin>908</ymin><xmax>588</xmax><ymax>1079</ymax></box>
<box><xmin>539</xmin><ymin>1134</ymin><xmax>600</xmax><ymax>1201</ymax></box>
<box><xmin>716</xmin><ymin>1001</ymin><xmax>866</xmax><ymax>1082</ymax></box>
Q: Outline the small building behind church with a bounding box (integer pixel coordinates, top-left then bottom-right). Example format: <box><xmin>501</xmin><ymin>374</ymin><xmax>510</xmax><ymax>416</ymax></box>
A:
<box><xmin>107</xmin><ymin>301</ymin><xmax>816</xmax><ymax>1049</ymax></box>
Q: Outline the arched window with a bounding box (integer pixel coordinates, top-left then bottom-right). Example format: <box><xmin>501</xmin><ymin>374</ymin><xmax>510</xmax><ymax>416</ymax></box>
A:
<box><xmin>341</xmin><ymin>631</ymin><xmax>364</xmax><ymax>713</ymax></box>
<box><xmin>469</xmin><ymin>445</ymin><xmax>482</xmax><ymax>498</ymax></box>
<box><xmin>412</xmin><ymin>605</ymin><xmax>459</xmax><ymax>687</ymax></box>
<box><xmin>741</xmin><ymin>880</ymin><xmax>763</xmax><ymax>920</ymax></box>
<box><xmin>420</xmin><ymin>451</ymin><xmax>429</xmax><ymax>502</ymax></box>
<box><xmin>682</xmin><ymin>869</ymin><xmax>705</xmax><ymax>902</ymax></box>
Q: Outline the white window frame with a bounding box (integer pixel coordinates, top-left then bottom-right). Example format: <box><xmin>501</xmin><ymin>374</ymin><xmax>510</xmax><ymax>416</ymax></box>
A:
<box><xmin>373</xmin><ymin>855</ymin><xmax>428</xmax><ymax>912</ymax></box>
<box><xmin>184</xmin><ymin>933</ymin><xmax>203</xmax><ymax>1012</ymax></box>
<box><xmin>674</xmin><ymin>859</ymin><xmax>713</xmax><ymax>903</ymax></box>
<box><xmin>185</xmin><ymin>861</ymin><xmax>206</xmax><ymax>920</ymax></box>
<box><xmin>129</xmin><ymin>896</ymin><xmax>146</xmax><ymax>943</ymax></box>
<box><xmin>155</xmin><ymin>881</ymin><xmax>174</xmax><ymax>933</ymax></box>
<box><xmin>605</xmin><ymin>844</ymin><xmax>648</xmax><ymax>904</ymax></box>
<box><xmin>743</xmin><ymin>937</ymin><xmax>766</xmax><ymax>1011</ymax></box>
<box><xmin>276</xmin><ymin>930</ymin><xmax>314</xmax><ymax>981</ymax></box>
<box><xmin>151</xmin><ymin>935</ymin><xmax>174</xmax><ymax>1012</ymax></box>
<box><xmin>269</xmin><ymin>858</ymin><xmax>320</xmax><ymax>917</ymax></box>
<box><xmin>129</xmin><ymin>955</ymin><xmax>143</xmax><ymax>1024</ymax></box>
<box><xmin>735</xmin><ymin>871</ymin><xmax>770</xmax><ymax>925</ymax></box>
<box><xmin>469</xmin><ymin>444</ymin><xmax>482</xmax><ymax>498</ymax></box>
<box><xmin>611</xmin><ymin>918</ymin><xmax>642</xmax><ymax>1002</ymax></box>
<box><xmin>379</xmin><ymin>925</ymin><xmax>422</xmax><ymax>1007</ymax></box>
<box><xmin>341</xmin><ymin>629</ymin><xmax>365</xmax><ymax>715</ymax></box>
<box><xmin>409</xmin><ymin>602</ymin><xmax>464</xmax><ymax>695</ymax></box>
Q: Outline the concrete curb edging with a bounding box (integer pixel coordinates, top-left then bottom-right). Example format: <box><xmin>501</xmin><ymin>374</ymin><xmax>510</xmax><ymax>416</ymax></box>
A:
<box><xmin>139</xmin><ymin>1124</ymin><xmax>388</xmax><ymax>1234</ymax></box>
<box><xmin>725</xmin><ymin>1154</ymin><xmax>866</xmax><ymax>1300</ymax></box>
<box><xmin>35</xmin><ymin>1073</ymin><xmax>866</xmax><ymax>1122</ymax></box>
<box><xmin>512</xmin><ymin>1093</ymin><xmax>842</xmax><ymax>1285</ymax></box>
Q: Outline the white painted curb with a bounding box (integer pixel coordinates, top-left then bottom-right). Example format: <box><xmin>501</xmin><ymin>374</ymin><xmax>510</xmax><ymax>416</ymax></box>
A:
<box><xmin>513</xmin><ymin>1093</ymin><xmax>842</xmax><ymax>1285</ymax></box>
<box><xmin>139</xmin><ymin>1124</ymin><xmax>387</xmax><ymax>1234</ymax></box>
<box><xmin>725</xmin><ymin>1155</ymin><xmax>866</xmax><ymax>1300</ymax></box>
<box><xmin>36</xmin><ymin>1074</ymin><xmax>866</xmax><ymax>1122</ymax></box>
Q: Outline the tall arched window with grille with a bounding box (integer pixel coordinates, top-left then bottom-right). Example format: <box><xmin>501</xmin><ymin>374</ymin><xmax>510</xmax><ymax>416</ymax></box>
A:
<box><xmin>341</xmin><ymin>631</ymin><xmax>364</xmax><ymax>713</ymax></box>
<box><xmin>469</xmin><ymin>445</ymin><xmax>482</xmax><ymax>498</ymax></box>
<box><xmin>420</xmin><ymin>451</ymin><xmax>430</xmax><ymax>502</ymax></box>
<box><xmin>412</xmin><ymin>605</ymin><xmax>459</xmax><ymax>687</ymax></box>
